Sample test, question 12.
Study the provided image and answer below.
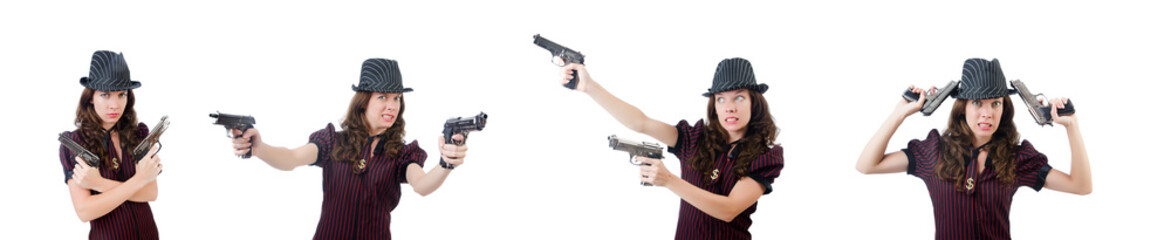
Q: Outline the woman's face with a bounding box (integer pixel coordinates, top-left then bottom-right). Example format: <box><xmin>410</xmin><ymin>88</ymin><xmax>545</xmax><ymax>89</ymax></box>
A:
<box><xmin>714</xmin><ymin>89</ymin><xmax>752</xmax><ymax>136</ymax></box>
<box><xmin>365</xmin><ymin>92</ymin><xmax>402</xmax><ymax>134</ymax></box>
<box><xmin>964</xmin><ymin>97</ymin><xmax>1005</xmax><ymax>142</ymax></box>
<box><xmin>91</xmin><ymin>90</ymin><xmax>128</xmax><ymax>128</ymax></box>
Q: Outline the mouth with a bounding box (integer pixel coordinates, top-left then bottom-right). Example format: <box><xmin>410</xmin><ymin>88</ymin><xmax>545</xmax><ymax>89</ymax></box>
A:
<box><xmin>976</xmin><ymin>122</ymin><xmax>993</xmax><ymax>131</ymax></box>
<box><xmin>106</xmin><ymin>113</ymin><xmax>120</xmax><ymax>119</ymax></box>
<box><xmin>381</xmin><ymin>113</ymin><xmax>395</xmax><ymax>122</ymax></box>
<box><xmin>724</xmin><ymin>117</ymin><xmax>740</xmax><ymax>125</ymax></box>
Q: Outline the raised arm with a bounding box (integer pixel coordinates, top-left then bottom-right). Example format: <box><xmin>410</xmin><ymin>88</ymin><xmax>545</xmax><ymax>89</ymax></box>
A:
<box><xmin>84</xmin><ymin>177</ymin><xmax>158</xmax><ymax>202</ymax></box>
<box><xmin>856</xmin><ymin>86</ymin><xmax>929</xmax><ymax>174</ymax></box>
<box><xmin>561</xmin><ymin>63</ymin><xmax>679</xmax><ymax>147</ymax></box>
<box><xmin>1042</xmin><ymin>97</ymin><xmax>1092</xmax><ymax>195</ymax></box>
<box><xmin>232</xmin><ymin>128</ymin><xmax>318</xmax><ymax>171</ymax></box>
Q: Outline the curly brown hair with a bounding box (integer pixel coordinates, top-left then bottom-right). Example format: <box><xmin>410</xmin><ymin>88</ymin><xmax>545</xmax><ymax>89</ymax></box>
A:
<box><xmin>74</xmin><ymin>88</ymin><xmax>142</xmax><ymax>169</ymax></box>
<box><xmin>331</xmin><ymin>91</ymin><xmax>406</xmax><ymax>174</ymax></box>
<box><xmin>691</xmin><ymin>90</ymin><xmax>778</xmax><ymax>183</ymax></box>
<box><xmin>936</xmin><ymin>97</ymin><xmax>1020</xmax><ymax>191</ymax></box>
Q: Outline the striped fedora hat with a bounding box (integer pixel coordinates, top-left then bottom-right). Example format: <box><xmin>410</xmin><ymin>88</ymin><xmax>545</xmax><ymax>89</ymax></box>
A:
<box><xmin>79</xmin><ymin>50</ymin><xmax>141</xmax><ymax>91</ymax></box>
<box><xmin>956</xmin><ymin>58</ymin><xmax>1015</xmax><ymax>99</ymax></box>
<box><xmin>702</xmin><ymin>58</ymin><xmax>768</xmax><ymax>97</ymax></box>
<box><xmin>352</xmin><ymin>58</ymin><xmax>414</xmax><ymax>93</ymax></box>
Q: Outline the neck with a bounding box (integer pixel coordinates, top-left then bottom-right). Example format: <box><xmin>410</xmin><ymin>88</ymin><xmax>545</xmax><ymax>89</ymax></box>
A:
<box><xmin>727</xmin><ymin>130</ymin><xmax>745</xmax><ymax>144</ymax></box>
<box><xmin>102</xmin><ymin>122</ymin><xmax>115</xmax><ymax>131</ymax></box>
<box><xmin>973</xmin><ymin>136</ymin><xmax>991</xmax><ymax>149</ymax></box>
<box><xmin>369</xmin><ymin>127</ymin><xmax>387</xmax><ymax>137</ymax></box>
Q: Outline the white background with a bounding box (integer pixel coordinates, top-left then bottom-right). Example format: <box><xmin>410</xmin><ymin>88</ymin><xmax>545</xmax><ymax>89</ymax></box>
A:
<box><xmin>1</xmin><ymin>1</ymin><xmax>1167</xmax><ymax>239</ymax></box>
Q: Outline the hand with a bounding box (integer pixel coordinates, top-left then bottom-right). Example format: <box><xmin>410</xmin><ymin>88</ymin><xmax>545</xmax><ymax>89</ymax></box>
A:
<box><xmin>231</xmin><ymin>128</ymin><xmax>261</xmax><ymax>157</ymax></box>
<box><xmin>133</xmin><ymin>144</ymin><xmax>162</xmax><ymax>183</ymax></box>
<box><xmin>896</xmin><ymin>85</ymin><xmax>931</xmax><ymax>117</ymax></box>
<box><xmin>637</xmin><ymin>156</ymin><xmax>675</xmax><ymax>187</ymax></box>
<box><xmin>559</xmin><ymin>63</ymin><xmax>593</xmax><ymax>93</ymax></box>
<box><xmin>1048</xmin><ymin>97</ymin><xmax>1077</xmax><ymax>126</ymax></box>
<box><xmin>72</xmin><ymin>157</ymin><xmax>103</xmax><ymax>190</ymax></box>
<box><xmin>436</xmin><ymin>134</ymin><xmax>469</xmax><ymax>168</ymax></box>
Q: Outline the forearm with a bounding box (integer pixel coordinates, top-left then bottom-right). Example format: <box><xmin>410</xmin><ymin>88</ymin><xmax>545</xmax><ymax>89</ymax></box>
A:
<box><xmin>664</xmin><ymin>176</ymin><xmax>758</xmax><ymax>222</ymax></box>
<box><xmin>71</xmin><ymin>177</ymin><xmax>150</xmax><ymax>222</ymax></box>
<box><xmin>1065</xmin><ymin>120</ymin><xmax>1092</xmax><ymax>194</ymax></box>
<box><xmin>252</xmin><ymin>141</ymin><xmax>313</xmax><ymax>171</ymax></box>
<box><xmin>407</xmin><ymin>164</ymin><xmax>452</xmax><ymax>196</ymax></box>
<box><xmin>90</xmin><ymin>177</ymin><xmax>157</xmax><ymax>202</ymax></box>
<box><xmin>586</xmin><ymin>81</ymin><xmax>654</xmax><ymax>133</ymax></box>
<box><xmin>857</xmin><ymin>112</ymin><xmax>906</xmax><ymax>173</ymax></box>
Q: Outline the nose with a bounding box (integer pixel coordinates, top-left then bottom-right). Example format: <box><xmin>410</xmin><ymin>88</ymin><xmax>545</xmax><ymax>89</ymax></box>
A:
<box><xmin>724</xmin><ymin>102</ymin><xmax>736</xmax><ymax>113</ymax></box>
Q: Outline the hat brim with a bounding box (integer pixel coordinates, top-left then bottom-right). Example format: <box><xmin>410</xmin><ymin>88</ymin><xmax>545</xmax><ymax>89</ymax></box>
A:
<box><xmin>702</xmin><ymin>83</ymin><xmax>768</xmax><ymax>97</ymax></box>
<box><xmin>80</xmin><ymin>77</ymin><xmax>142</xmax><ymax>91</ymax></box>
<box><xmin>352</xmin><ymin>85</ymin><xmax>414</xmax><ymax>93</ymax></box>
<box><xmin>955</xmin><ymin>89</ymin><xmax>1017</xmax><ymax>100</ymax></box>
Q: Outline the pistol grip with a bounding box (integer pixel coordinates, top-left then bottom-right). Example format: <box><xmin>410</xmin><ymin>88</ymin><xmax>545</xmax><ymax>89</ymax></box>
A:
<box><xmin>564</xmin><ymin>70</ymin><xmax>579</xmax><ymax>90</ymax></box>
<box><xmin>902</xmin><ymin>88</ymin><xmax>920</xmax><ymax>102</ymax></box>
<box><xmin>234</xmin><ymin>134</ymin><xmax>253</xmax><ymax>159</ymax></box>
<box><xmin>1057</xmin><ymin>100</ymin><xmax>1075</xmax><ymax>116</ymax></box>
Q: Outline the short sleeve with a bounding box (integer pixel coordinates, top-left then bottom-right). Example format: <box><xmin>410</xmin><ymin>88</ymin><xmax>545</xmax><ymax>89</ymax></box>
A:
<box><xmin>394</xmin><ymin>140</ymin><xmax>427</xmax><ymax>183</ymax></box>
<box><xmin>135</xmin><ymin>122</ymin><xmax>150</xmax><ymax>139</ymax></box>
<box><xmin>901</xmin><ymin>129</ymin><xmax>941</xmax><ymax>177</ymax></box>
<box><xmin>667</xmin><ymin>119</ymin><xmax>704</xmax><ymax>159</ymax></box>
<box><xmin>746</xmin><ymin>146</ymin><xmax>785</xmax><ymax>195</ymax></box>
<box><xmin>307</xmin><ymin>123</ymin><xmax>338</xmax><ymax>167</ymax></box>
<box><xmin>58</xmin><ymin>131</ymin><xmax>79</xmax><ymax>184</ymax></box>
<box><xmin>1016</xmin><ymin>140</ymin><xmax>1053</xmax><ymax>192</ymax></box>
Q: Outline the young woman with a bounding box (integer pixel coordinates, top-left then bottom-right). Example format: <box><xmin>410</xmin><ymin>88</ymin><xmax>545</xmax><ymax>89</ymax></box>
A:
<box><xmin>228</xmin><ymin>58</ymin><xmax>469</xmax><ymax>239</ymax></box>
<box><xmin>59</xmin><ymin>50</ymin><xmax>163</xmax><ymax>239</ymax></box>
<box><xmin>856</xmin><ymin>58</ymin><xmax>1092</xmax><ymax>239</ymax></box>
<box><xmin>558</xmin><ymin>58</ymin><xmax>784</xmax><ymax>239</ymax></box>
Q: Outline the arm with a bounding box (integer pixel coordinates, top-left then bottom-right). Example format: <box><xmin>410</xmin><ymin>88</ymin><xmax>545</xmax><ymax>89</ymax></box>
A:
<box><xmin>67</xmin><ymin>149</ymin><xmax>161</xmax><ymax>222</ymax></box>
<box><xmin>404</xmin><ymin>135</ymin><xmax>467</xmax><ymax>196</ymax></box>
<box><xmin>856</xmin><ymin>86</ymin><xmax>928</xmax><ymax>174</ymax></box>
<box><xmin>562</xmin><ymin>63</ymin><xmax>679</xmax><ymax>146</ymax></box>
<box><xmin>233</xmin><ymin>128</ymin><xmax>318</xmax><ymax>171</ymax></box>
<box><xmin>641</xmin><ymin>157</ymin><xmax>763</xmax><ymax>222</ymax></box>
<box><xmin>87</xmin><ymin>178</ymin><xmax>158</xmax><ymax>202</ymax></box>
<box><xmin>1043</xmin><ymin>98</ymin><xmax>1092</xmax><ymax>195</ymax></box>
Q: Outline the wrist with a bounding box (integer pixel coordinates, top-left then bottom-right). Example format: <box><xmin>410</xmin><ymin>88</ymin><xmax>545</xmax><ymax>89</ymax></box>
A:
<box><xmin>439</xmin><ymin>158</ymin><xmax>456</xmax><ymax>170</ymax></box>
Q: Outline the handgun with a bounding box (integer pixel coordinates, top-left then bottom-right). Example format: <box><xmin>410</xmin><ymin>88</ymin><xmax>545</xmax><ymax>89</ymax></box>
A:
<box><xmin>443</xmin><ymin>112</ymin><xmax>488</xmax><ymax>145</ymax></box>
<box><xmin>1010</xmin><ymin>80</ymin><xmax>1075</xmax><ymax>126</ymax></box>
<box><xmin>533</xmin><ymin>34</ymin><xmax>585</xmax><ymax>90</ymax></box>
<box><xmin>607</xmin><ymin>135</ymin><xmax>664</xmax><ymax>186</ymax></box>
<box><xmin>59</xmin><ymin>133</ymin><xmax>101</xmax><ymax>167</ymax></box>
<box><xmin>132</xmin><ymin>116</ymin><xmax>169</xmax><ymax>162</ymax></box>
<box><xmin>902</xmin><ymin>81</ymin><xmax>958</xmax><ymax>116</ymax></box>
<box><xmin>210</xmin><ymin>111</ymin><xmax>257</xmax><ymax>158</ymax></box>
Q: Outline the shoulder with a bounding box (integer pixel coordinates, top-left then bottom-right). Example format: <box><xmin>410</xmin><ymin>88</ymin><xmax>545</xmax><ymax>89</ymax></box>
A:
<box><xmin>1016</xmin><ymin>139</ymin><xmax>1045</xmax><ymax>160</ymax></box>
<box><xmin>135</xmin><ymin>122</ymin><xmax>149</xmax><ymax>138</ymax></box>
<box><xmin>675</xmin><ymin>119</ymin><xmax>706</xmax><ymax>131</ymax></box>
<box><xmin>403</xmin><ymin>140</ymin><xmax>424</xmax><ymax>154</ymax></box>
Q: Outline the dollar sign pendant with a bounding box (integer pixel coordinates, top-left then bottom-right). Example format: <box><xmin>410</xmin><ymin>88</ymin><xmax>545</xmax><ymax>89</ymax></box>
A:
<box><xmin>965</xmin><ymin>177</ymin><xmax>975</xmax><ymax>190</ymax></box>
<box><xmin>711</xmin><ymin>169</ymin><xmax>719</xmax><ymax>181</ymax></box>
<box><xmin>357</xmin><ymin>159</ymin><xmax>366</xmax><ymax>170</ymax></box>
<box><xmin>111</xmin><ymin>158</ymin><xmax>119</xmax><ymax>169</ymax></box>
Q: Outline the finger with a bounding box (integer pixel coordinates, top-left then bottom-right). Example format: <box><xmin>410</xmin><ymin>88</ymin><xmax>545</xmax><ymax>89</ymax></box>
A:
<box><xmin>230</xmin><ymin>129</ymin><xmax>242</xmax><ymax>136</ymax></box>
<box><xmin>452</xmin><ymin>133</ymin><xmax>465</xmax><ymax>142</ymax></box>
<box><xmin>234</xmin><ymin>148</ymin><xmax>250</xmax><ymax>156</ymax></box>
<box><xmin>148</xmin><ymin>143</ymin><xmax>160</xmax><ymax>157</ymax></box>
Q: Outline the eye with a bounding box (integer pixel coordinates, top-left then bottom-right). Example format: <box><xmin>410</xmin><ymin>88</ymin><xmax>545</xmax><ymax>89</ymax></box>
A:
<box><xmin>393</xmin><ymin>96</ymin><xmax>401</xmax><ymax>101</ymax></box>
<box><xmin>992</xmin><ymin>101</ymin><xmax>1001</xmax><ymax>107</ymax></box>
<box><xmin>971</xmin><ymin>101</ymin><xmax>981</xmax><ymax>106</ymax></box>
<box><xmin>735</xmin><ymin>96</ymin><xmax>745</xmax><ymax>102</ymax></box>
<box><xmin>99</xmin><ymin>93</ymin><xmax>109</xmax><ymax>97</ymax></box>
<box><xmin>377</xmin><ymin>95</ymin><xmax>386</xmax><ymax>100</ymax></box>
<box><xmin>118</xmin><ymin>92</ymin><xmax>127</xmax><ymax>97</ymax></box>
<box><xmin>717</xmin><ymin>97</ymin><xmax>725</xmax><ymax>103</ymax></box>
